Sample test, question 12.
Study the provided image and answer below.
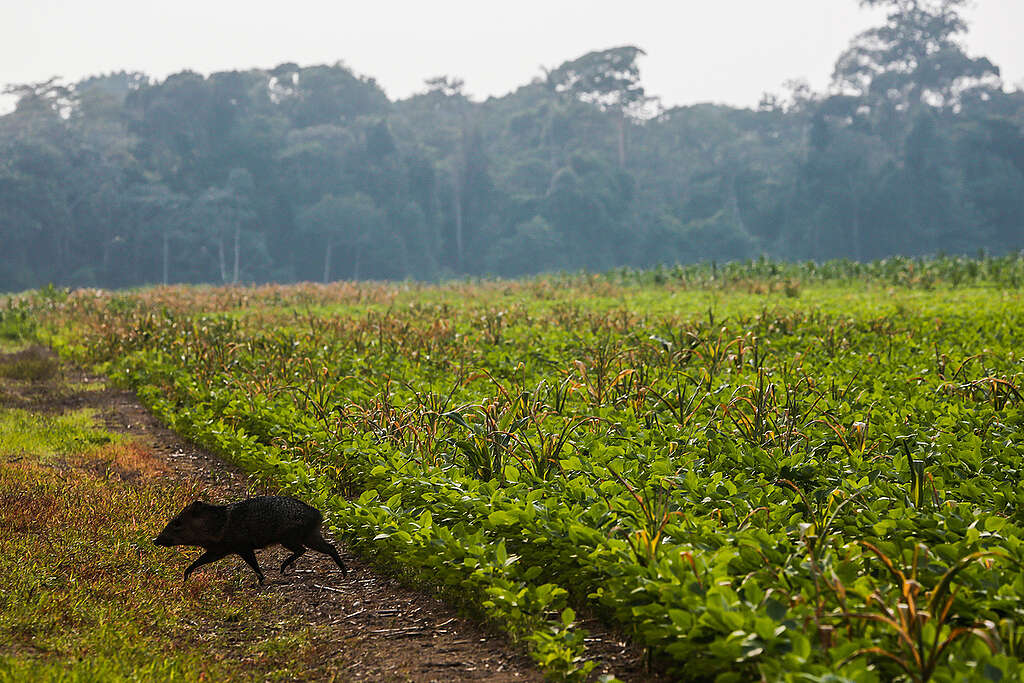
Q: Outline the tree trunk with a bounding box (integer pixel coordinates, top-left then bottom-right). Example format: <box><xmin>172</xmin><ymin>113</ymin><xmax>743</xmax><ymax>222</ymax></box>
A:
<box><xmin>849</xmin><ymin>177</ymin><xmax>862</xmax><ymax>262</ymax></box>
<box><xmin>52</xmin><ymin>221</ymin><xmax>66</xmax><ymax>285</ymax></box>
<box><xmin>616</xmin><ymin>112</ymin><xmax>626</xmax><ymax>167</ymax></box>
<box><xmin>724</xmin><ymin>170</ymin><xmax>747</xmax><ymax>234</ymax></box>
<box><xmin>217</xmin><ymin>236</ymin><xmax>227</xmax><ymax>283</ymax></box>
<box><xmin>102</xmin><ymin>232</ymin><xmax>111</xmax><ymax>275</ymax></box>
<box><xmin>162</xmin><ymin>230</ymin><xmax>169</xmax><ymax>285</ymax></box>
<box><xmin>232</xmin><ymin>224</ymin><xmax>240</xmax><ymax>284</ymax></box>
<box><xmin>453</xmin><ymin>171</ymin><xmax>464</xmax><ymax>272</ymax></box>
<box><xmin>323</xmin><ymin>238</ymin><xmax>333</xmax><ymax>283</ymax></box>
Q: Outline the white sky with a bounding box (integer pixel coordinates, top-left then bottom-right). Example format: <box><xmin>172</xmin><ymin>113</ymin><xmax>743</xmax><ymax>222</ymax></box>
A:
<box><xmin>2</xmin><ymin>1</ymin><xmax>1022</xmax><ymax>112</ymax></box>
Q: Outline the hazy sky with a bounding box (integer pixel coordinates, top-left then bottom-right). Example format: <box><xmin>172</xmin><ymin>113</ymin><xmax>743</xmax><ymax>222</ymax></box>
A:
<box><xmin>2</xmin><ymin>1</ymin><xmax>1022</xmax><ymax>111</ymax></box>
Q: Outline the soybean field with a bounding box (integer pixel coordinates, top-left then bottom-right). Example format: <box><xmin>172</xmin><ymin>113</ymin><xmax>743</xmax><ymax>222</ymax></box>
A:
<box><xmin>22</xmin><ymin>257</ymin><xmax>1024</xmax><ymax>681</ymax></box>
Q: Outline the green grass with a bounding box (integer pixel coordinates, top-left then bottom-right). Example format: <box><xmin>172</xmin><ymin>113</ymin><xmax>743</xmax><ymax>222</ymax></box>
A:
<box><xmin>0</xmin><ymin>405</ymin><xmax>348</xmax><ymax>681</ymax></box>
<box><xmin>0</xmin><ymin>408</ymin><xmax>114</xmax><ymax>458</ymax></box>
<box><xmin>0</xmin><ymin>656</ymin><xmax>218</xmax><ymax>682</ymax></box>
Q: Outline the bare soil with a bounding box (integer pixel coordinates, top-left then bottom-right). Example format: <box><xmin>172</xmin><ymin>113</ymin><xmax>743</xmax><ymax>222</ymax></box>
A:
<box><xmin>3</xmin><ymin>347</ymin><xmax>663</xmax><ymax>682</ymax></box>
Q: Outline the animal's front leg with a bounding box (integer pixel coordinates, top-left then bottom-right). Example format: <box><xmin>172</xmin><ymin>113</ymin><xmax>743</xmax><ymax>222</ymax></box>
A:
<box><xmin>183</xmin><ymin>550</ymin><xmax>228</xmax><ymax>582</ymax></box>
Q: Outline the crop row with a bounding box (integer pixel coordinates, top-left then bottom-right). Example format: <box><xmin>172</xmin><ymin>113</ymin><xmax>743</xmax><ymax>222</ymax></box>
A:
<box><xmin>31</xmin><ymin>273</ymin><xmax>1024</xmax><ymax>681</ymax></box>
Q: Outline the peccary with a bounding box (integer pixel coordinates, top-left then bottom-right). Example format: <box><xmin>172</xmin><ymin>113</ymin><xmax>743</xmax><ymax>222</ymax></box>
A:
<box><xmin>154</xmin><ymin>496</ymin><xmax>348</xmax><ymax>584</ymax></box>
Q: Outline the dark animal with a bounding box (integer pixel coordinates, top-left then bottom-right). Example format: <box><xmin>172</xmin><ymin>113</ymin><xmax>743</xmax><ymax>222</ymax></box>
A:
<box><xmin>154</xmin><ymin>496</ymin><xmax>348</xmax><ymax>584</ymax></box>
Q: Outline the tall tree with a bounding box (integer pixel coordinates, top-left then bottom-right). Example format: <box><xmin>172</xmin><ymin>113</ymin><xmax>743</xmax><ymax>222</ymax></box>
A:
<box><xmin>419</xmin><ymin>76</ymin><xmax>477</xmax><ymax>271</ymax></box>
<box><xmin>225</xmin><ymin>167</ymin><xmax>256</xmax><ymax>283</ymax></box>
<box><xmin>192</xmin><ymin>168</ymin><xmax>256</xmax><ymax>284</ymax></box>
<box><xmin>0</xmin><ymin>34</ymin><xmax>1020</xmax><ymax>291</ymax></box>
<box><xmin>833</xmin><ymin>0</ymin><xmax>1001</xmax><ymax>119</ymax></box>
<box><xmin>546</xmin><ymin>46</ymin><xmax>651</xmax><ymax>166</ymax></box>
<box><xmin>133</xmin><ymin>183</ymin><xmax>188</xmax><ymax>285</ymax></box>
<box><xmin>298</xmin><ymin>192</ymin><xmax>383</xmax><ymax>282</ymax></box>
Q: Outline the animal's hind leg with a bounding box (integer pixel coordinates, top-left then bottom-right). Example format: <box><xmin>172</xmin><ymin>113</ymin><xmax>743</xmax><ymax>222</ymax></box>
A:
<box><xmin>305</xmin><ymin>529</ymin><xmax>348</xmax><ymax>576</ymax></box>
<box><xmin>280</xmin><ymin>542</ymin><xmax>307</xmax><ymax>573</ymax></box>
<box><xmin>237</xmin><ymin>548</ymin><xmax>266</xmax><ymax>584</ymax></box>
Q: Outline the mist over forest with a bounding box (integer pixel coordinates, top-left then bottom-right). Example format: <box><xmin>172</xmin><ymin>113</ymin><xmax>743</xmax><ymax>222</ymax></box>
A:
<box><xmin>1</xmin><ymin>0</ymin><xmax>1022</xmax><ymax>291</ymax></box>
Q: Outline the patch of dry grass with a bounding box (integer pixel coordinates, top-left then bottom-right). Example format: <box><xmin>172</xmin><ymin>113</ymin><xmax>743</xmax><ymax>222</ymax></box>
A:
<box><xmin>0</xmin><ymin>412</ymin><xmax>349</xmax><ymax>681</ymax></box>
<box><xmin>0</xmin><ymin>348</ymin><xmax>58</xmax><ymax>381</ymax></box>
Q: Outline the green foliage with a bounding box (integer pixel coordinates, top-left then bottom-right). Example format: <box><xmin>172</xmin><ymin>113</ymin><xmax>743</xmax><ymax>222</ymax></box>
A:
<box><xmin>2</xmin><ymin>0</ymin><xmax>1022</xmax><ymax>291</ymax></box>
<box><xmin>31</xmin><ymin>261</ymin><xmax>1024</xmax><ymax>679</ymax></box>
<box><xmin>486</xmin><ymin>216</ymin><xmax>565</xmax><ymax>277</ymax></box>
<box><xmin>0</xmin><ymin>301</ymin><xmax>39</xmax><ymax>342</ymax></box>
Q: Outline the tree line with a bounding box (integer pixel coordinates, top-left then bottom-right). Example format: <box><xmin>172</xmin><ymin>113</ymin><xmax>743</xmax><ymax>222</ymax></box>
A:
<box><xmin>1</xmin><ymin>0</ymin><xmax>1022</xmax><ymax>291</ymax></box>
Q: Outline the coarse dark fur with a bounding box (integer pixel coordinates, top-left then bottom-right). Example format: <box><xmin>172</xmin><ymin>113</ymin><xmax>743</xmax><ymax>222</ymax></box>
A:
<box><xmin>154</xmin><ymin>496</ymin><xmax>348</xmax><ymax>584</ymax></box>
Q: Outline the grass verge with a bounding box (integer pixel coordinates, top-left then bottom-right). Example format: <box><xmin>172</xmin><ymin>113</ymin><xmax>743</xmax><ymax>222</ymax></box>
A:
<box><xmin>0</xmin><ymin>388</ymin><xmax>350</xmax><ymax>681</ymax></box>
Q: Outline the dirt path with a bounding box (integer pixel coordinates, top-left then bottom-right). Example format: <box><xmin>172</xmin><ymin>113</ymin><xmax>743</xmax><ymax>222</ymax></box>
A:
<box><xmin>5</xmin><ymin>347</ymin><xmax>658</xmax><ymax>682</ymax></box>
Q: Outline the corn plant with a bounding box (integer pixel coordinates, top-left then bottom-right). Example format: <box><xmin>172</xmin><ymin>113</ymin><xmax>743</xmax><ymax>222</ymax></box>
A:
<box><xmin>571</xmin><ymin>335</ymin><xmax>635</xmax><ymax>407</ymax></box>
<box><xmin>443</xmin><ymin>389</ymin><xmax>533</xmax><ymax>482</ymax></box>
<box><xmin>598</xmin><ymin>466</ymin><xmax>679</xmax><ymax>566</ymax></box>
<box><xmin>639</xmin><ymin>371</ymin><xmax>705</xmax><ymax>431</ymax></box>
<box><xmin>842</xmin><ymin>543</ymin><xmax>1003</xmax><ymax>682</ymax></box>
<box><xmin>510</xmin><ymin>413</ymin><xmax>596</xmax><ymax>481</ymax></box>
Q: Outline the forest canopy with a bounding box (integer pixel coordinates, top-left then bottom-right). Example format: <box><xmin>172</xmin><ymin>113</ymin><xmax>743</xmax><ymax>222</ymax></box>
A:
<box><xmin>1</xmin><ymin>0</ymin><xmax>1022</xmax><ymax>290</ymax></box>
